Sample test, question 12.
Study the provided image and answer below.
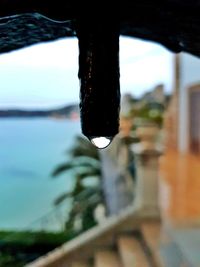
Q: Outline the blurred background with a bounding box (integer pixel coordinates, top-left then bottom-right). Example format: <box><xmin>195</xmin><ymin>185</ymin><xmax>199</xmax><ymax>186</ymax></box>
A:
<box><xmin>0</xmin><ymin>36</ymin><xmax>200</xmax><ymax>267</ymax></box>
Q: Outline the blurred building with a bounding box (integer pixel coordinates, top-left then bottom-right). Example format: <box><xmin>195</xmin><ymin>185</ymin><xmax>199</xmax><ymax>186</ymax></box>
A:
<box><xmin>165</xmin><ymin>53</ymin><xmax>200</xmax><ymax>154</ymax></box>
<box><xmin>141</xmin><ymin>84</ymin><xmax>166</xmax><ymax>105</ymax></box>
<box><xmin>159</xmin><ymin>53</ymin><xmax>200</xmax><ymax>266</ymax></box>
<box><xmin>120</xmin><ymin>93</ymin><xmax>134</xmax><ymax>116</ymax></box>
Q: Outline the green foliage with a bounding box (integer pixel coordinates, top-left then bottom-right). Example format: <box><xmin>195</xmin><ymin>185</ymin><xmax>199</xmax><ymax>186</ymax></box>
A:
<box><xmin>52</xmin><ymin>135</ymin><xmax>104</xmax><ymax>235</ymax></box>
<box><xmin>52</xmin><ymin>156</ymin><xmax>100</xmax><ymax>178</ymax></box>
<box><xmin>0</xmin><ymin>230</ymin><xmax>73</xmax><ymax>267</ymax></box>
<box><xmin>0</xmin><ymin>230</ymin><xmax>73</xmax><ymax>248</ymax></box>
<box><xmin>129</xmin><ymin>102</ymin><xmax>164</xmax><ymax>127</ymax></box>
<box><xmin>0</xmin><ymin>253</ymin><xmax>25</xmax><ymax>267</ymax></box>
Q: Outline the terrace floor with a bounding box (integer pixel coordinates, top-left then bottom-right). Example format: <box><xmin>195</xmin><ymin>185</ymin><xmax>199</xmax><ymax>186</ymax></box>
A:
<box><xmin>159</xmin><ymin>150</ymin><xmax>200</xmax><ymax>226</ymax></box>
<box><xmin>158</xmin><ymin>150</ymin><xmax>200</xmax><ymax>267</ymax></box>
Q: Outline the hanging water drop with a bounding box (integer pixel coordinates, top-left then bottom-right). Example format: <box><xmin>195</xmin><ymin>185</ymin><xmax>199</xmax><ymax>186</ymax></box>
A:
<box><xmin>90</xmin><ymin>137</ymin><xmax>112</xmax><ymax>149</ymax></box>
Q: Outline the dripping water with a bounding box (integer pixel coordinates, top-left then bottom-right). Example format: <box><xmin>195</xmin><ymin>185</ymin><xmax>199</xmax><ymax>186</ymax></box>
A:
<box><xmin>90</xmin><ymin>137</ymin><xmax>112</xmax><ymax>149</ymax></box>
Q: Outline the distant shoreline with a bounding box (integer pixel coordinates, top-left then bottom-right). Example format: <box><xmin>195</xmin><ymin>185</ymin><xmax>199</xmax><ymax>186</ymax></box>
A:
<box><xmin>0</xmin><ymin>104</ymin><xmax>80</xmax><ymax>119</ymax></box>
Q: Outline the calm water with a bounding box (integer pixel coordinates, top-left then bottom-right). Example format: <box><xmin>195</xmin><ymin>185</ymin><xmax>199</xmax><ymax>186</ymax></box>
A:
<box><xmin>0</xmin><ymin>118</ymin><xmax>81</xmax><ymax>231</ymax></box>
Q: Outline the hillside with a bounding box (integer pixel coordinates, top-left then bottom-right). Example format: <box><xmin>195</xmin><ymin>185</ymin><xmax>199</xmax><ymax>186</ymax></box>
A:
<box><xmin>0</xmin><ymin>104</ymin><xmax>79</xmax><ymax>119</ymax></box>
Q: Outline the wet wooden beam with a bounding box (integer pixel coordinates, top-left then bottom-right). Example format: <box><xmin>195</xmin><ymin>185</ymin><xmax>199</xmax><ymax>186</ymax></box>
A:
<box><xmin>0</xmin><ymin>1</ymin><xmax>200</xmax><ymax>56</ymax></box>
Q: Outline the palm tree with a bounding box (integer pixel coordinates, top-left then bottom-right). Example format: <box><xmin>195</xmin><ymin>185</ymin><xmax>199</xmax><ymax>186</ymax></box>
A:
<box><xmin>52</xmin><ymin>135</ymin><xmax>105</xmax><ymax>234</ymax></box>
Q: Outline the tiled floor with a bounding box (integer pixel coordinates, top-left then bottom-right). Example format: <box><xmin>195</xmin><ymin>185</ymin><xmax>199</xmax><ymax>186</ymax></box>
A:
<box><xmin>169</xmin><ymin>228</ymin><xmax>200</xmax><ymax>266</ymax></box>
<box><xmin>159</xmin><ymin>150</ymin><xmax>200</xmax><ymax>225</ymax></box>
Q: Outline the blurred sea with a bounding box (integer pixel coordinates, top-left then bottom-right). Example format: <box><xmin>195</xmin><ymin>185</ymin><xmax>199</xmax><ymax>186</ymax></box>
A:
<box><xmin>0</xmin><ymin>118</ymin><xmax>81</xmax><ymax>231</ymax></box>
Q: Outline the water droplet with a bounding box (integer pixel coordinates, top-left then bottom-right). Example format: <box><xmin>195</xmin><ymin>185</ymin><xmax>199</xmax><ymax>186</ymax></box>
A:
<box><xmin>90</xmin><ymin>137</ymin><xmax>112</xmax><ymax>149</ymax></box>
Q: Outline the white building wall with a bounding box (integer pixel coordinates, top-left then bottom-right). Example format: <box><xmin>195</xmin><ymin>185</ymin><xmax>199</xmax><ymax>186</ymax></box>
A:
<box><xmin>178</xmin><ymin>53</ymin><xmax>200</xmax><ymax>152</ymax></box>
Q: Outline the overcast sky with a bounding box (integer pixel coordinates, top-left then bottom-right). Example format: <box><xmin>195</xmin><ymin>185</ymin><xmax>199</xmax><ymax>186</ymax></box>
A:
<box><xmin>0</xmin><ymin>36</ymin><xmax>174</xmax><ymax>110</ymax></box>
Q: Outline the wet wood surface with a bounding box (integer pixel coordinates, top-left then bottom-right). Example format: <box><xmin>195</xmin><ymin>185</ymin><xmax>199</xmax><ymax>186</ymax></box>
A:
<box><xmin>0</xmin><ymin>1</ymin><xmax>200</xmax><ymax>57</ymax></box>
